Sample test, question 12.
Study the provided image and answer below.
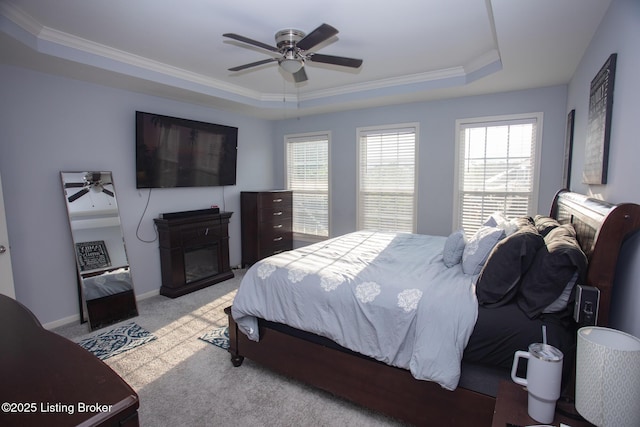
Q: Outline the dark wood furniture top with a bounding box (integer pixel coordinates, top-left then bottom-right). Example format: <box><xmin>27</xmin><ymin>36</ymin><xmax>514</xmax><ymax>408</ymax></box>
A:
<box><xmin>241</xmin><ymin>190</ymin><xmax>293</xmax><ymax>267</ymax></box>
<box><xmin>492</xmin><ymin>381</ymin><xmax>594</xmax><ymax>427</ymax></box>
<box><xmin>0</xmin><ymin>294</ymin><xmax>139</xmax><ymax>427</ymax></box>
<box><xmin>226</xmin><ymin>190</ymin><xmax>640</xmax><ymax>426</ymax></box>
<box><xmin>154</xmin><ymin>210</ymin><xmax>233</xmax><ymax>298</ymax></box>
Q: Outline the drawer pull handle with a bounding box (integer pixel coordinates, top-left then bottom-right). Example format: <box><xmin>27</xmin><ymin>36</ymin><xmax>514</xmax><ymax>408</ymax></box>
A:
<box><xmin>273</xmin><ymin>211</ymin><xmax>283</xmax><ymax>216</ymax></box>
<box><xmin>273</xmin><ymin>224</ymin><xmax>283</xmax><ymax>229</ymax></box>
<box><xmin>273</xmin><ymin>237</ymin><xmax>283</xmax><ymax>242</ymax></box>
<box><xmin>205</xmin><ymin>227</ymin><xmax>209</xmax><ymax>236</ymax></box>
<box><xmin>273</xmin><ymin>198</ymin><xmax>283</xmax><ymax>203</ymax></box>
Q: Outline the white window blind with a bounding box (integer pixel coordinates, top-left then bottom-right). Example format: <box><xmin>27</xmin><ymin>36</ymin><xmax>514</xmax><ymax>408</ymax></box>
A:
<box><xmin>358</xmin><ymin>124</ymin><xmax>417</xmax><ymax>232</ymax></box>
<box><xmin>285</xmin><ymin>133</ymin><xmax>329</xmax><ymax>238</ymax></box>
<box><xmin>455</xmin><ymin>114</ymin><xmax>542</xmax><ymax>234</ymax></box>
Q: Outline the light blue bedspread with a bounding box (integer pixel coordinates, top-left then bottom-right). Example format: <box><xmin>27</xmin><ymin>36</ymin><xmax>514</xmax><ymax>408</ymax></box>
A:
<box><xmin>232</xmin><ymin>231</ymin><xmax>478</xmax><ymax>390</ymax></box>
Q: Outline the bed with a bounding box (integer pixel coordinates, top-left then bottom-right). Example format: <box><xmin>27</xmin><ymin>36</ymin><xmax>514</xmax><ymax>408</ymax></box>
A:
<box><xmin>225</xmin><ymin>190</ymin><xmax>640</xmax><ymax>426</ymax></box>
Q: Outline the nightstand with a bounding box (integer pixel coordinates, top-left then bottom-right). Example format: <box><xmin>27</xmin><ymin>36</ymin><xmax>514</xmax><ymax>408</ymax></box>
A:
<box><xmin>492</xmin><ymin>381</ymin><xmax>594</xmax><ymax>427</ymax></box>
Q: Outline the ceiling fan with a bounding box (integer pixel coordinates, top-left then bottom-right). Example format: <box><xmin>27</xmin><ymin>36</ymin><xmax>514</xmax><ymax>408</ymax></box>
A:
<box><xmin>223</xmin><ymin>23</ymin><xmax>363</xmax><ymax>83</ymax></box>
<box><xmin>64</xmin><ymin>172</ymin><xmax>114</xmax><ymax>203</ymax></box>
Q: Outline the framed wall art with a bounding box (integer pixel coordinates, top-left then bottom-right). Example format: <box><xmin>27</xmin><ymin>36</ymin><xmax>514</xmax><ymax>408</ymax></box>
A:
<box><xmin>563</xmin><ymin>109</ymin><xmax>575</xmax><ymax>189</ymax></box>
<box><xmin>583</xmin><ymin>53</ymin><xmax>617</xmax><ymax>185</ymax></box>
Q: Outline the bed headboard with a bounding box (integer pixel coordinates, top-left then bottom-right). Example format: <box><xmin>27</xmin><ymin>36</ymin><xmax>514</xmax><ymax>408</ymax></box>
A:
<box><xmin>550</xmin><ymin>190</ymin><xmax>640</xmax><ymax>327</ymax></box>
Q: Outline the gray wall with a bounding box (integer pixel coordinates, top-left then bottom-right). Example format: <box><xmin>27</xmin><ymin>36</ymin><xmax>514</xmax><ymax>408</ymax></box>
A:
<box><xmin>566</xmin><ymin>0</ymin><xmax>640</xmax><ymax>337</ymax></box>
<box><xmin>0</xmin><ymin>65</ymin><xmax>275</xmax><ymax>325</ymax></box>
<box><xmin>274</xmin><ymin>86</ymin><xmax>568</xmax><ymax>238</ymax></box>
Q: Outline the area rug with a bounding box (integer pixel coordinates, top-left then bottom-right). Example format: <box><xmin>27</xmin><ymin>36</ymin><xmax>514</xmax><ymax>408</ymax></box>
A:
<box><xmin>77</xmin><ymin>322</ymin><xmax>157</xmax><ymax>360</ymax></box>
<box><xmin>199</xmin><ymin>326</ymin><xmax>229</xmax><ymax>350</ymax></box>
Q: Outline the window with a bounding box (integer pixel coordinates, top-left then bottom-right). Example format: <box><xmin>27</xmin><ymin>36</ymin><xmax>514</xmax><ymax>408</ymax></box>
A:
<box><xmin>285</xmin><ymin>132</ymin><xmax>330</xmax><ymax>239</ymax></box>
<box><xmin>454</xmin><ymin>113</ymin><xmax>542</xmax><ymax>234</ymax></box>
<box><xmin>357</xmin><ymin>124</ymin><xmax>418</xmax><ymax>233</ymax></box>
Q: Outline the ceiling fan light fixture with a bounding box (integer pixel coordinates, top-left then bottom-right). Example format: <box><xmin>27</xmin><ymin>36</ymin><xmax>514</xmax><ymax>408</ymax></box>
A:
<box><xmin>279</xmin><ymin>57</ymin><xmax>303</xmax><ymax>73</ymax></box>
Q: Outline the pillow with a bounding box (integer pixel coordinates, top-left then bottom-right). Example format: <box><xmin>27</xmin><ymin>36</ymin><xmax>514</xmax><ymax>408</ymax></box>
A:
<box><xmin>476</xmin><ymin>225</ymin><xmax>545</xmax><ymax>307</ymax></box>
<box><xmin>484</xmin><ymin>212</ymin><xmax>518</xmax><ymax>236</ymax></box>
<box><xmin>517</xmin><ymin>224</ymin><xmax>588</xmax><ymax>318</ymax></box>
<box><xmin>510</xmin><ymin>216</ymin><xmax>535</xmax><ymax>230</ymax></box>
<box><xmin>461</xmin><ymin>226</ymin><xmax>505</xmax><ymax>275</ymax></box>
<box><xmin>443</xmin><ymin>230</ymin><xmax>466</xmax><ymax>267</ymax></box>
<box><xmin>534</xmin><ymin>215</ymin><xmax>561</xmax><ymax>237</ymax></box>
<box><xmin>483</xmin><ymin>212</ymin><xmax>504</xmax><ymax>227</ymax></box>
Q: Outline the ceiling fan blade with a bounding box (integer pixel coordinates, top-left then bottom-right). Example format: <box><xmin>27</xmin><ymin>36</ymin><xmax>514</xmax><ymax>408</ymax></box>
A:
<box><xmin>296</xmin><ymin>23</ymin><xmax>338</xmax><ymax>51</ymax></box>
<box><xmin>68</xmin><ymin>188</ymin><xmax>89</xmax><ymax>203</ymax></box>
<box><xmin>102</xmin><ymin>188</ymin><xmax>114</xmax><ymax>197</ymax></box>
<box><xmin>223</xmin><ymin>33</ymin><xmax>279</xmax><ymax>52</ymax></box>
<box><xmin>309</xmin><ymin>53</ymin><xmax>363</xmax><ymax>68</ymax></box>
<box><xmin>293</xmin><ymin>67</ymin><xmax>308</xmax><ymax>83</ymax></box>
<box><xmin>64</xmin><ymin>182</ymin><xmax>85</xmax><ymax>188</ymax></box>
<box><xmin>229</xmin><ymin>58</ymin><xmax>277</xmax><ymax>72</ymax></box>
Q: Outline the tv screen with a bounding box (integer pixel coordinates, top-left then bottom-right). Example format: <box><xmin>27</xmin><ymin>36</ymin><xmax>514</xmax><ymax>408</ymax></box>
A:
<box><xmin>135</xmin><ymin>111</ymin><xmax>238</xmax><ymax>188</ymax></box>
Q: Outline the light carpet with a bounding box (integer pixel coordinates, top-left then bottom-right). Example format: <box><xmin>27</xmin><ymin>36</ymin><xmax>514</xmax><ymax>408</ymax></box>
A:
<box><xmin>54</xmin><ymin>269</ymin><xmax>403</xmax><ymax>427</ymax></box>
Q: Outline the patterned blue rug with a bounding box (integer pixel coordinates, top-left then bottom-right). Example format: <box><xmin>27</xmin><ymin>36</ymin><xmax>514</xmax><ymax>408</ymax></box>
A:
<box><xmin>199</xmin><ymin>326</ymin><xmax>229</xmax><ymax>350</ymax></box>
<box><xmin>77</xmin><ymin>322</ymin><xmax>157</xmax><ymax>360</ymax></box>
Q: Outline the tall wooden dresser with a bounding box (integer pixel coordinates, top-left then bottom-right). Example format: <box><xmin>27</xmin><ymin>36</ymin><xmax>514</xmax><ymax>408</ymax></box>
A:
<box><xmin>241</xmin><ymin>190</ymin><xmax>293</xmax><ymax>266</ymax></box>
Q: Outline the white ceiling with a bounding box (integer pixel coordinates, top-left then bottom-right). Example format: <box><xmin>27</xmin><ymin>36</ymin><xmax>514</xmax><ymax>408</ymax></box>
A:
<box><xmin>0</xmin><ymin>0</ymin><xmax>611</xmax><ymax>119</ymax></box>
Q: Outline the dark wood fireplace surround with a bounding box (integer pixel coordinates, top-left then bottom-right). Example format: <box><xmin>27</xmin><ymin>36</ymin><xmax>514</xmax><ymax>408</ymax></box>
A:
<box><xmin>154</xmin><ymin>210</ymin><xmax>234</xmax><ymax>298</ymax></box>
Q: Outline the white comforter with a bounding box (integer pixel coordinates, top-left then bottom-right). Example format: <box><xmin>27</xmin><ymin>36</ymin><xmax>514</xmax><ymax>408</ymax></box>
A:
<box><xmin>231</xmin><ymin>231</ymin><xmax>478</xmax><ymax>390</ymax></box>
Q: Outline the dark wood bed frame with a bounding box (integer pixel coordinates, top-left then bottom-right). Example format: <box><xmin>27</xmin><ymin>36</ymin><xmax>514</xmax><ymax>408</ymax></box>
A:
<box><xmin>225</xmin><ymin>190</ymin><xmax>640</xmax><ymax>426</ymax></box>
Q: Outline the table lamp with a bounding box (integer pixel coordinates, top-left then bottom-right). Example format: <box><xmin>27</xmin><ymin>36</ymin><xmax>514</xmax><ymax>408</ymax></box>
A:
<box><xmin>575</xmin><ymin>326</ymin><xmax>640</xmax><ymax>427</ymax></box>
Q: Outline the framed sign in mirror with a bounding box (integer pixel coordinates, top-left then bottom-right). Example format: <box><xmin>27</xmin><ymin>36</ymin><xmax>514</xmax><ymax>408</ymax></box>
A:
<box><xmin>75</xmin><ymin>240</ymin><xmax>111</xmax><ymax>271</ymax></box>
<box><xmin>583</xmin><ymin>53</ymin><xmax>617</xmax><ymax>185</ymax></box>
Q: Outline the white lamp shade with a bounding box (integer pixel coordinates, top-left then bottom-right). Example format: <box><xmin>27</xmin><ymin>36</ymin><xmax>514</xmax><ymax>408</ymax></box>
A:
<box><xmin>575</xmin><ymin>327</ymin><xmax>640</xmax><ymax>427</ymax></box>
<box><xmin>279</xmin><ymin>59</ymin><xmax>303</xmax><ymax>73</ymax></box>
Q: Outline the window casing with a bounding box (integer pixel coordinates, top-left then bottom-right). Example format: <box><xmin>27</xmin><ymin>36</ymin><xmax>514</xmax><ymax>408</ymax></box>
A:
<box><xmin>454</xmin><ymin>113</ymin><xmax>542</xmax><ymax>235</ymax></box>
<box><xmin>357</xmin><ymin>124</ymin><xmax>418</xmax><ymax>233</ymax></box>
<box><xmin>285</xmin><ymin>132</ymin><xmax>330</xmax><ymax>239</ymax></box>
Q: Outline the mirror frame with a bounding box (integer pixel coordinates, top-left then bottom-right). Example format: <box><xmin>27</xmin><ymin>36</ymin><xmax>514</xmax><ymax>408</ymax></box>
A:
<box><xmin>61</xmin><ymin>171</ymin><xmax>138</xmax><ymax>330</ymax></box>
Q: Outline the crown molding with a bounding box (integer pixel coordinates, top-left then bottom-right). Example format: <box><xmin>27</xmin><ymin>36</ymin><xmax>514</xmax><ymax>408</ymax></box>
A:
<box><xmin>1</xmin><ymin>3</ymin><xmax>502</xmax><ymax>112</ymax></box>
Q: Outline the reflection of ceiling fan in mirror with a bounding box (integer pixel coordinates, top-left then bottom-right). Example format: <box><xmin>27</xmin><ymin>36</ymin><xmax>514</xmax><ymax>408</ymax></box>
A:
<box><xmin>223</xmin><ymin>23</ymin><xmax>363</xmax><ymax>83</ymax></box>
<box><xmin>65</xmin><ymin>172</ymin><xmax>114</xmax><ymax>203</ymax></box>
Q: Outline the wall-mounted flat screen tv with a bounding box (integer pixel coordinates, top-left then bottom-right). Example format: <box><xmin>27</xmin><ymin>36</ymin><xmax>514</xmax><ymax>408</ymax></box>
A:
<box><xmin>135</xmin><ymin>111</ymin><xmax>238</xmax><ymax>188</ymax></box>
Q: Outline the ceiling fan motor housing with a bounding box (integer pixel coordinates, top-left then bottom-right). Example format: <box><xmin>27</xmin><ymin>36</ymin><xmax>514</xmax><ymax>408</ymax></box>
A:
<box><xmin>275</xmin><ymin>29</ymin><xmax>305</xmax><ymax>51</ymax></box>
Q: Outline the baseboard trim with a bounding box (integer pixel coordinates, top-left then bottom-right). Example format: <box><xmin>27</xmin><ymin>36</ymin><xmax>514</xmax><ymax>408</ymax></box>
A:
<box><xmin>44</xmin><ymin>313</ymin><xmax>81</xmax><ymax>330</ymax></box>
<box><xmin>136</xmin><ymin>288</ymin><xmax>160</xmax><ymax>300</ymax></box>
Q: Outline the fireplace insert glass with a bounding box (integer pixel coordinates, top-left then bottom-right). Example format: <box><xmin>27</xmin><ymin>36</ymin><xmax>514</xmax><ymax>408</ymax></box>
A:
<box><xmin>184</xmin><ymin>244</ymin><xmax>219</xmax><ymax>284</ymax></box>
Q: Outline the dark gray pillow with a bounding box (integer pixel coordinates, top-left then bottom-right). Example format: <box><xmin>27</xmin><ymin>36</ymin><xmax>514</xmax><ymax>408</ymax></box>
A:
<box><xmin>517</xmin><ymin>224</ymin><xmax>588</xmax><ymax>318</ymax></box>
<box><xmin>476</xmin><ymin>225</ymin><xmax>545</xmax><ymax>307</ymax></box>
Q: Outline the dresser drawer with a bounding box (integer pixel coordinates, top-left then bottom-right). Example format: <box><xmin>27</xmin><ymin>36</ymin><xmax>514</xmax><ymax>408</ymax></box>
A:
<box><xmin>258</xmin><ymin>221</ymin><xmax>292</xmax><ymax>241</ymax></box>
<box><xmin>264</xmin><ymin>240</ymin><xmax>291</xmax><ymax>257</ymax></box>
<box><xmin>259</xmin><ymin>233</ymin><xmax>292</xmax><ymax>257</ymax></box>
<box><xmin>258</xmin><ymin>208</ymin><xmax>291</xmax><ymax>223</ymax></box>
<box><xmin>257</xmin><ymin>192</ymin><xmax>292</xmax><ymax>209</ymax></box>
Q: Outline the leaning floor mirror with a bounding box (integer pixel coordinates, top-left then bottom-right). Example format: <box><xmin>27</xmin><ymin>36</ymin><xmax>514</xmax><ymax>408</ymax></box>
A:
<box><xmin>61</xmin><ymin>171</ymin><xmax>138</xmax><ymax>330</ymax></box>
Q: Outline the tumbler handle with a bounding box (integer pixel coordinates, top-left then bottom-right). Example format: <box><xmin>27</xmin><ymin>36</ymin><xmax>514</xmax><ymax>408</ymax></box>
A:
<box><xmin>511</xmin><ymin>350</ymin><xmax>530</xmax><ymax>387</ymax></box>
